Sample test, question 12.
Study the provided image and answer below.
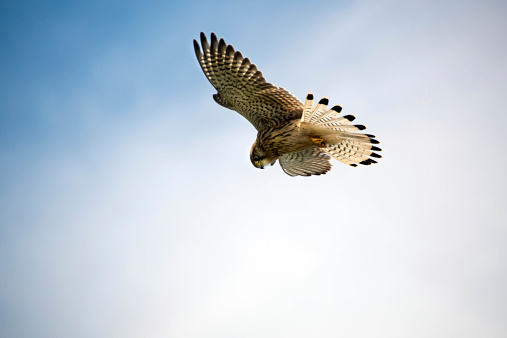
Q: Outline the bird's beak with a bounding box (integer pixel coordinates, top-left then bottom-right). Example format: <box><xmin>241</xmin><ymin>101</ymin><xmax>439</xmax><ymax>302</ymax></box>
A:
<box><xmin>259</xmin><ymin>164</ymin><xmax>264</xmax><ymax>169</ymax></box>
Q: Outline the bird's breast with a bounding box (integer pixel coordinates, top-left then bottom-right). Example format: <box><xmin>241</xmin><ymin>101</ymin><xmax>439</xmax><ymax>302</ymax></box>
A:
<box><xmin>259</xmin><ymin>121</ymin><xmax>313</xmax><ymax>157</ymax></box>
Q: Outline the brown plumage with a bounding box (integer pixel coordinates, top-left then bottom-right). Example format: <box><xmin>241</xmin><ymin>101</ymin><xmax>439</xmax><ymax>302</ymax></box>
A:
<box><xmin>193</xmin><ymin>32</ymin><xmax>382</xmax><ymax>176</ymax></box>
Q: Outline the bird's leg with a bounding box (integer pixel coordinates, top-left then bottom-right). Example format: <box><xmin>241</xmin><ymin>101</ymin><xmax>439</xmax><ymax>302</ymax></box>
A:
<box><xmin>310</xmin><ymin>136</ymin><xmax>327</xmax><ymax>148</ymax></box>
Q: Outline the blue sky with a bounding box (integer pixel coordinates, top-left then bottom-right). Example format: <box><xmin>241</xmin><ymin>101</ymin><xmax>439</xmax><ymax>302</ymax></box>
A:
<box><xmin>1</xmin><ymin>0</ymin><xmax>507</xmax><ymax>337</ymax></box>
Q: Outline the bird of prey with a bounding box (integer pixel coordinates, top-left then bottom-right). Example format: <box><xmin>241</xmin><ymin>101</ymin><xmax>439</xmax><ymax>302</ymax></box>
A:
<box><xmin>193</xmin><ymin>32</ymin><xmax>381</xmax><ymax>176</ymax></box>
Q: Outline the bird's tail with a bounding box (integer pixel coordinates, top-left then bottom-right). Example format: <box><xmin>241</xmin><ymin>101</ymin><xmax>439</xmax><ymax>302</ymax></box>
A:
<box><xmin>300</xmin><ymin>92</ymin><xmax>382</xmax><ymax>167</ymax></box>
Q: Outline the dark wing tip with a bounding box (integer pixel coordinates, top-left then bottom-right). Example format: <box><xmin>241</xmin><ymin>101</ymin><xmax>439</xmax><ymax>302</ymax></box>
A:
<box><xmin>355</xmin><ymin>125</ymin><xmax>366</xmax><ymax>130</ymax></box>
<box><xmin>306</xmin><ymin>93</ymin><xmax>314</xmax><ymax>100</ymax></box>
<box><xmin>350</xmin><ymin>164</ymin><xmax>358</xmax><ymax>167</ymax></box>
<box><xmin>200</xmin><ymin>32</ymin><xmax>209</xmax><ymax>51</ymax></box>
<box><xmin>370</xmin><ymin>139</ymin><xmax>380</xmax><ymax>144</ymax></box>
<box><xmin>370</xmin><ymin>152</ymin><xmax>382</xmax><ymax>158</ymax></box>
<box><xmin>193</xmin><ymin>39</ymin><xmax>202</xmax><ymax>57</ymax></box>
<box><xmin>226</xmin><ymin>44</ymin><xmax>235</xmax><ymax>56</ymax></box>
<box><xmin>234</xmin><ymin>50</ymin><xmax>243</xmax><ymax>60</ymax></box>
<box><xmin>218</xmin><ymin>38</ymin><xmax>226</xmax><ymax>53</ymax></box>
<box><xmin>344</xmin><ymin>115</ymin><xmax>355</xmax><ymax>122</ymax></box>
<box><xmin>331</xmin><ymin>105</ymin><xmax>342</xmax><ymax>113</ymax></box>
<box><xmin>210</xmin><ymin>33</ymin><xmax>218</xmax><ymax>51</ymax></box>
<box><xmin>318</xmin><ymin>98</ymin><xmax>329</xmax><ymax>105</ymax></box>
<box><xmin>371</xmin><ymin>146</ymin><xmax>382</xmax><ymax>151</ymax></box>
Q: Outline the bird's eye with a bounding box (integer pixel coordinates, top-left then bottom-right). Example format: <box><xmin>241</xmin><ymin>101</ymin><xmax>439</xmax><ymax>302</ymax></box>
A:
<box><xmin>253</xmin><ymin>155</ymin><xmax>259</xmax><ymax>161</ymax></box>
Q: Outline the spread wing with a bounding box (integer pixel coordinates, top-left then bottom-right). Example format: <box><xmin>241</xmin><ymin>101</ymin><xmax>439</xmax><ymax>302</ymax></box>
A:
<box><xmin>193</xmin><ymin>32</ymin><xmax>303</xmax><ymax>131</ymax></box>
<box><xmin>279</xmin><ymin>148</ymin><xmax>332</xmax><ymax>177</ymax></box>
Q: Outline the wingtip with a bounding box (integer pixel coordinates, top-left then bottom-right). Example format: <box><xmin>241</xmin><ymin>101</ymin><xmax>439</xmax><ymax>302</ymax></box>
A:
<box><xmin>193</xmin><ymin>39</ymin><xmax>201</xmax><ymax>54</ymax></box>
<box><xmin>218</xmin><ymin>38</ymin><xmax>226</xmax><ymax>53</ymax></box>
<box><xmin>200</xmin><ymin>32</ymin><xmax>209</xmax><ymax>51</ymax></box>
<box><xmin>210</xmin><ymin>33</ymin><xmax>218</xmax><ymax>50</ymax></box>
<box><xmin>226</xmin><ymin>44</ymin><xmax>235</xmax><ymax>56</ymax></box>
<box><xmin>234</xmin><ymin>50</ymin><xmax>243</xmax><ymax>60</ymax></box>
<box><xmin>210</xmin><ymin>32</ymin><xmax>218</xmax><ymax>44</ymax></box>
<box><xmin>306</xmin><ymin>92</ymin><xmax>314</xmax><ymax>100</ymax></box>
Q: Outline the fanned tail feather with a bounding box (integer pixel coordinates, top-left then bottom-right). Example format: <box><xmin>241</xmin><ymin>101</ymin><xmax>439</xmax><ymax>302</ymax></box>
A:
<box><xmin>301</xmin><ymin>92</ymin><xmax>314</xmax><ymax>122</ymax></box>
<box><xmin>303</xmin><ymin>92</ymin><xmax>382</xmax><ymax>167</ymax></box>
<box><xmin>325</xmin><ymin>139</ymin><xmax>380</xmax><ymax>167</ymax></box>
<box><xmin>308</xmin><ymin>97</ymin><xmax>329</xmax><ymax>123</ymax></box>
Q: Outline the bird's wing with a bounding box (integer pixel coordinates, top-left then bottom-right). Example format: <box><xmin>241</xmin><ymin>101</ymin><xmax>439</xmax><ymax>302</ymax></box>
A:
<box><xmin>193</xmin><ymin>32</ymin><xmax>303</xmax><ymax>131</ymax></box>
<box><xmin>279</xmin><ymin>148</ymin><xmax>332</xmax><ymax>177</ymax></box>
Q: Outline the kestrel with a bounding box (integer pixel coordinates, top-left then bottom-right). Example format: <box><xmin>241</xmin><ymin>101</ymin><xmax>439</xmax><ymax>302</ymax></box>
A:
<box><xmin>193</xmin><ymin>32</ymin><xmax>381</xmax><ymax>176</ymax></box>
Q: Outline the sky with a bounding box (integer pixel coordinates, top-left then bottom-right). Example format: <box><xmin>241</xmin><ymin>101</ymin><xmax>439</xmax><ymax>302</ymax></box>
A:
<box><xmin>1</xmin><ymin>0</ymin><xmax>507</xmax><ymax>337</ymax></box>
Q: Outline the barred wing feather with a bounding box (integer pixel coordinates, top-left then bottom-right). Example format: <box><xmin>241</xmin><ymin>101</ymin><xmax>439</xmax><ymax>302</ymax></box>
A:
<box><xmin>279</xmin><ymin>149</ymin><xmax>332</xmax><ymax>177</ymax></box>
<box><xmin>193</xmin><ymin>32</ymin><xmax>303</xmax><ymax>131</ymax></box>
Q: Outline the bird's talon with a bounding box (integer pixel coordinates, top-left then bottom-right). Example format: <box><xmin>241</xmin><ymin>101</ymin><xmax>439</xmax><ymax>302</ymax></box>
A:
<box><xmin>310</xmin><ymin>137</ymin><xmax>327</xmax><ymax>148</ymax></box>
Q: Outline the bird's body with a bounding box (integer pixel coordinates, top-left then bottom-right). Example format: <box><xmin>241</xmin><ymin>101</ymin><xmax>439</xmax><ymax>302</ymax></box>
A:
<box><xmin>253</xmin><ymin>120</ymin><xmax>309</xmax><ymax>163</ymax></box>
<box><xmin>251</xmin><ymin>120</ymin><xmax>343</xmax><ymax>165</ymax></box>
<box><xmin>193</xmin><ymin>32</ymin><xmax>382</xmax><ymax>176</ymax></box>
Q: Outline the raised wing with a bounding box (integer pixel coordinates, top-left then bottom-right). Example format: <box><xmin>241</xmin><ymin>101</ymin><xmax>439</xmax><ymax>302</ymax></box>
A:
<box><xmin>193</xmin><ymin>32</ymin><xmax>303</xmax><ymax>131</ymax></box>
<box><xmin>279</xmin><ymin>148</ymin><xmax>332</xmax><ymax>177</ymax></box>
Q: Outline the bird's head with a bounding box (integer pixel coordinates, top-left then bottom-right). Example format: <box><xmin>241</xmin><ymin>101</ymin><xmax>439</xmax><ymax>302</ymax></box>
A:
<box><xmin>250</xmin><ymin>142</ymin><xmax>276</xmax><ymax>169</ymax></box>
